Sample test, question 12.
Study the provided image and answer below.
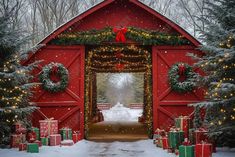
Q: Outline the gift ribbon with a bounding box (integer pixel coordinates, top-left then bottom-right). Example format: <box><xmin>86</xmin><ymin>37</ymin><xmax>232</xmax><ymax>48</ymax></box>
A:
<box><xmin>202</xmin><ymin>143</ymin><xmax>204</xmax><ymax>157</ymax></box>
<box><xmin>180</xmin><ymin>118</ymin><xmax>183</xmax><ymax>130</ymax></box>
<box><xmin>113</xmin><ymin>27</ymin><xmax>127</xmax><ymax>42</ymax></box>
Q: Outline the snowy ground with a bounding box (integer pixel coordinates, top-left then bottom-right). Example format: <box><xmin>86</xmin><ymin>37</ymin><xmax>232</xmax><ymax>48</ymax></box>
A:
<box><xmin>1</xmin><ymin>140</ymin><xmax>234</xmax><ymax>157</ymax></box>
<box><xmin>102</xmin><ymin>102</ymin><xmax>143</xmax><ymax>121</ymax></box>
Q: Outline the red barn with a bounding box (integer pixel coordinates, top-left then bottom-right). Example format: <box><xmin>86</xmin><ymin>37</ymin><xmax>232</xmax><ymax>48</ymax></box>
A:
<box><xmin>26</xmin><ymin>0</ymin><xmax>204</xmax><ymax>140</ymax></box>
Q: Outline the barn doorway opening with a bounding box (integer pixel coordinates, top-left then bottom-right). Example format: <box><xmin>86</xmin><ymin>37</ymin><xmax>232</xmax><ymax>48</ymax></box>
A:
<box><xmin>96</xmin><ymin>73</ymin><xmax>144</xmax><ymax>122</ymax></box>
<box><xmin>85</xmin><ymin>45</ymin><xmax>152</xmax><ymax>141</ymax></box>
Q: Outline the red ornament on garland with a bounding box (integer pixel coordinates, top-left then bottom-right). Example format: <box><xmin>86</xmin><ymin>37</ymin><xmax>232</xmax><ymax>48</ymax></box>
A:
<box><xmin>115</xmin><ymin>63</ymin><xmax>125</xmax><ymax>71</ymax></box>
<box><xmin>115</xmin><ymin>51</ymin><xmax>124</xmax><ymax>59</ymax></box>
<box><xmin>178</xmin><ymin>63</ymin><xmax>186</xmax><ymax>75</ymax></box>
<box><xmin>113</xmin><ymin>27</ymin><xmax>128</xmax><ymax>42</ymax></box>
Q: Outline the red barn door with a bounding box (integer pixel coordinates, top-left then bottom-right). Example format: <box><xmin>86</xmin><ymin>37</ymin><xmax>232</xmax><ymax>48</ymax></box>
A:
<box><xmin>31</xmin><ymin>45</ymin><xmax>85</xmax><ymax>137</ymax></box>
<box><xmin>152</xmin><ymin>46</ymin><xmax>204</xmax><ymax>131</ymax></box>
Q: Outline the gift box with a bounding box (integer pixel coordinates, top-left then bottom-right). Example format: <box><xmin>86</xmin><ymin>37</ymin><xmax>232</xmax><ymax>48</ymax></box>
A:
<box><xmin>50</xmin><ymin>134</ymin><xmax>61</xmax><ymax>146</ymax></box>
<box><xmin>156</xmin><ymin>137</ymin><xmax>163</xmax><ymax>148</ymax></box>
<box><xmin>153</xmin><ymin>128</ymin><xmax>165</xmax><ymax>140</ymax></box>
<box><xmin>162</xmin><ymin>136</ymin><xmax>169</xmax><ymax>150</ymax></box>
<box><xmin>13</xmin><ymin>122</ymin><xmax>27</xmax><ymax>134</ymax></box>
<box><xmin>27</xmin><ymin>132</ymin><xmax>37</xmax><ymax>143</ymax></box>
<box><xmin>60</xmin><ymin>128</ymin><xmax>72</xmax><ymax>140</ymax></box>
<box><xmin>19</xmin><ymin>143</ymin><xmax>27</xmax><ymax>151</ymax></box>
<box><xmin>175</xmin><ymin>116</ymin><xmax>190</xmax><ymax>138</ymax></box>
<box><xmin>32</xmin><ymin>127</ymin><xmax>40</xmax><ymax>140</ymax></box>
<box><xmin>11</xmin><ymin>134</ymin><xmax>26</xmax><ymax>148</ymax></box>
<box><xmin>27</xmin><ymin>143</ymin><xmax>39</xmax><ymax>153</ymax></box>
<box><xmin>179</xmin><ymin>145</ymin><xmax>195</xmax><ymax>157</ymax></box>
<box><xmin>41</xmin><ymin>137</ymin><xmax>49</xmax><ymax>146</ymax></box>
<box><xmin>195</xmin><ymin>128</ymin><xmax>208</xmax><ymax>144</ymax></box>
<box><xmin>39</xmin><ymin>119</ymin><xmax>58</xmax><ymax>137</ymax></box>
<box><xmin>195</xmin><ymin>143</ymin><xmax>212</xmax><ymax>157</ymax></box>
<box><xmin>168</xmin><ymin>130</ymin><xmax>184</xmax><ymax>149</ymax></box>
<box><xmin>60</xmin><ymin>140</ymin><xmax>74</xmax><ymax>146</ymax></box>
<box><xmin>72</xmin><ymin>132</ymin><xmax>82</xmax><ymax>143</ymax></box>
<box><xmin>35</xmin><ymin>140</ymin><xmax>42</xmax><ymax>147</ymax></box>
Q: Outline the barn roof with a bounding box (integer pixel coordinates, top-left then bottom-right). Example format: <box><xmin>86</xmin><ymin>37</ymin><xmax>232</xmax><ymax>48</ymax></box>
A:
<box><xmin>39</xmin><ymin>0</ymin><xmax>200</xmax><ymax>46</ymax></box>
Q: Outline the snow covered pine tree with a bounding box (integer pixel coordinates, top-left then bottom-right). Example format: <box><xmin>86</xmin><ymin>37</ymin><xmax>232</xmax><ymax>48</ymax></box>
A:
<box><xmin>0</xmin><ymin>11</ymin><xmax>40</xmax><ymax>146</ymax></box>
<box><xmin>189</xmin><ymin>0</ymin><xmax>235</xmax><ymax>147</ymax></box>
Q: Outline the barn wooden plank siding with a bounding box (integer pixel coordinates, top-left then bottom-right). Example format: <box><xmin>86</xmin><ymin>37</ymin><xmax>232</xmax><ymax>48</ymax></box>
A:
<box><xmin>26</xmin><ymin>0</ymin><xmax>204</xmax><ymax>139</ymax></box>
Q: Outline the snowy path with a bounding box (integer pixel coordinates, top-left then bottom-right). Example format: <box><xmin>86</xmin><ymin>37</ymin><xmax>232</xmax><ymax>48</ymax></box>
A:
<box><xmin>0</xmin><ymin>140</ymin><xmax>234</xmax><ymax>157</ymax></box>
<box><xmin>102</xmin><ymin>102</ymin><xmax>143</xmax><ymax>122</ymax></box>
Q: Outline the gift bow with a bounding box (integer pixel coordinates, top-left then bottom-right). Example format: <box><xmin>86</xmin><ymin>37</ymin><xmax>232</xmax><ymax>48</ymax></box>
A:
<box><xmin>113</xmin><ymin>27</ymin><xmax>128</xmax><ymax>42</ymax></box>
<box><xmin>178</xmin><ymin>64</ymin><xmax>186</xmax><ymax>75</ymax></box>
<box><xmin>182</xmin><ymin>141</ymin><xmax>191</xmax><ymax>146</ymax></box>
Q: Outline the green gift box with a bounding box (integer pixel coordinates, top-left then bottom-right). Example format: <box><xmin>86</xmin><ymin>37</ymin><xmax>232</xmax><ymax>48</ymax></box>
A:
<box><xmin>179</xmin><ymin>145</ymin><xmax>195</xmax><ymax>157</ymax></box>
<box><xmin>41</xmin><ymin>137</ymin><xmax>49</xmax><ymax>146</ymax></box>
<box><xmin>60</xmin><ymin>128</ymin><xmax>72</xmax><ymax>140</ymax></box>
<box><xmin>27</xmin><ymin>143</ymin><xmax>39</xmax><ymax>153</ymax></box>
<box><xmin>32</xmin><ymin>127</ymin><xmax>40</xmax><ymax>140</ymax></box>
<box><xmin>175</xmin><ymin>116</ymin><xmax>190</xmax><ymax>138</ymax></box>
<box><xmin>168</xmin><ymin>131</ymin><xmax>184</xmax><ymax>149</ymax></box>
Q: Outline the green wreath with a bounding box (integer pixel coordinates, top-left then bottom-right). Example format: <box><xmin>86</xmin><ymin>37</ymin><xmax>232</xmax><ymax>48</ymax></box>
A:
<box><xmin>39</xmin><ymin>62</ymin><xmax>69</xmax><ymax>92</ymax></box>
<box><xmin>168</xmin><ymin>62</ymin><xmax>196</xmax><ymax>93</ymax></box>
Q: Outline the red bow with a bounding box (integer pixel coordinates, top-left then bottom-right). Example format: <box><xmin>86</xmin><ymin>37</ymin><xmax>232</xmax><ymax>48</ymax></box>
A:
<box><xmin>51</xmin><ymin>65</ymin><xmax>58</xmax><ymax>75</ymax></box>
<box><xmin>113</xmin><ymin>27</ymin><xmax>128</xmax><ymax>42</ymax></box>
<box><xmin>178</xmin><ymin>64</ymin><xmax>186</xmax><ymax>75</ymax></box>
<box><xmin>115</xmin><ymin>63</ymin><xmax>125</xmax><ymax>71</ymax></box>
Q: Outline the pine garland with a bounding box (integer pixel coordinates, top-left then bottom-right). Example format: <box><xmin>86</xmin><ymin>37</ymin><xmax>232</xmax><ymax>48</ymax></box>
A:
<box><xmin>39</xmin><ymin>62</ymin><xmax>69</xmax><ymax>93</ymax></box>
<box><xmin>168</xmin><ymin>62</ymin><xmax>196</xmax><ymax>93</ymax></box>
<box><xmin>49</xmin><ymin>27</ymin><xmax>191</xmax><ymax>45</ymax></box>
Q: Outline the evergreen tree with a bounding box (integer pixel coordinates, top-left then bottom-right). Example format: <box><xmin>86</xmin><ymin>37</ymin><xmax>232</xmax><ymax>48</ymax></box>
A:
<box><xmin>193</xmin><ymin>106</ymin><xmax>202</xmax><ymax>129</ymax></box>
<box><xmin>0</xmin><ymin>10</ymin><xmax>39</xmax><ymax>146</ymax></box>
<box><xmin>189</xmin><ymin>0</ymin><xmax>235</xmax><ymax>146</ymax></box>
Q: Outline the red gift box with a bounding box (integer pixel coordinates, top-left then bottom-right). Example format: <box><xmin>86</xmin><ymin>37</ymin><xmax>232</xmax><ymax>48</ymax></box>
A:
<box><xmin>14</xmin><ymin>122</ymin><xmax>27</xmax><ymax>134</ymax></box>
<box><xmin>72</xmin><ymin>132</ymin><xmax>81</xmax><ymax>143</ymax></box>
<box><xmin>195</xmin><ymin>143</ymin><xmax>212</xmax><ymax>157</ymax></box>
<box><xmin>195</xmin><ymin>128</ymin><xmax>208</xmax><ymax>144</ymax></box>
<box><xmin>19</xmin><ymin>143</ymin><xmax>27</xmax><ymax>151</ymax></box>
<box><xmin>50</xmin><ymin>134</ymin><xmax>61</xmax><ymax>146</ymax></box>
<box><xmin>35</xmin><ymin>140</ymin><xmax>42</xmax><ymax>147</ymax></box>
<box><xmin>39</xmin><ymin>119</ymin><xmax>58</xmax><ymax>137</ymax></box>
<box><xmin>60</xmin><ymin>140</ymin><xmax>74</xmax><ymax>146</ymax></box>
<box><xmin>162</xmin><ymin>136</ymin><xmax>169</xmax><ymax>150</ymax></box>
<box><xmin>11</xmin><ymin>134</ymin><xmax>26</xmax><ymax>148</ymax></box>
<box><xmin>27</xmin><ymin>132</ymin><xmax>37</xmax><ymax>143</ymax></box>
